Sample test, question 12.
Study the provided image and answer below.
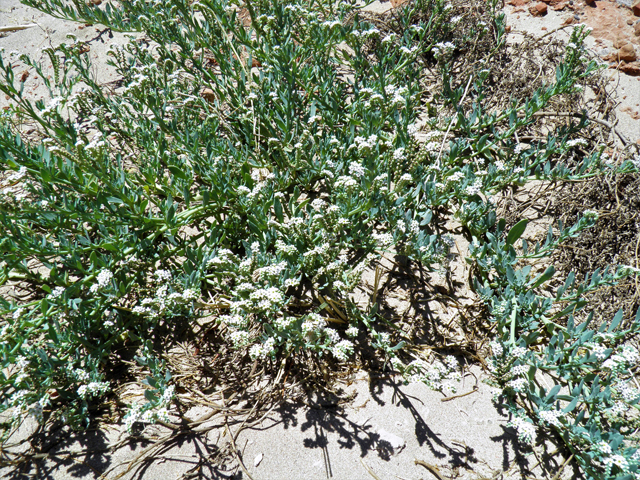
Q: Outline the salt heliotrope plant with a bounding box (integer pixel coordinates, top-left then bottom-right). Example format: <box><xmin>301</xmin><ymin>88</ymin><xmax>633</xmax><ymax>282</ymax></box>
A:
<box><xmin>0</xmin><ymin>0</ymin><xmax>639</xmax><ymax>476</ymax></box>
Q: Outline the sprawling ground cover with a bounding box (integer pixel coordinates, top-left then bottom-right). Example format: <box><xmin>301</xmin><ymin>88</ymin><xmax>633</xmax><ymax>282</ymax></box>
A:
<box><xmin>1</xmin><ymin>0</ymin><xmax>640</xmax><ymax>477</ymax></box>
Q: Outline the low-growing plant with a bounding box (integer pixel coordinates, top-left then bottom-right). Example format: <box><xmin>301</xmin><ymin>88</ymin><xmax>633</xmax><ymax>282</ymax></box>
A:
<box><xmin>1</xmin><ymin>0</ymin><xmax>639</xmax><ymax>477</ymax></box>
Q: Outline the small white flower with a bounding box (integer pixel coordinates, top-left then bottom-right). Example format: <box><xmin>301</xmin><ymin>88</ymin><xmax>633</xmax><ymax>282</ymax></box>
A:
<box><xmin>538</xmin><ymin>409</ymin><xmax>563</xmax><ymax>427</ymax></box>
<box><xmin>346</xmin><ymin>326</ymin><xmax>359</xmax><ymax>337</ymax></box>
<box><xmin>332</xmin><ymin>340</ymin><xmax>354</xmax><ymax>361</ymax></box>
<box><xmin>514</xmin><ymin>144</ymin><xmax>527</xmax><ymax>154</ymax></box>
<box><xmin>507</xmin><ymin>378</ymin><xmax>528</xmax><ymax>393</ymax></box>
<box><xmin>512</xmin><ymin>346</ymin><xmax>528</xmax><ymax>358</ymax></box>
<box><xmin>90</xmin><ymin>269</ymin><xmax>113</xmax><ymax>293</ymax></box>
<box><xmin>511</xmin><ymin>365</ymin><xmax>529</xmax><ymax>376</ymax></box>
<box><xmin>509</xmin><ymin>417</ymin><xmax>536</xmax><ymax>445</ymax></box>
<box><xmin>490</xmin><ymin>341</ymin><xmax>504</xmax><ymax>356</ymax></box>
<box><xmin>382</xmin><ymin>33</ymin><xmax>396</xmax><ymax>44</ymax></box>
<box><xmin>566</xmin><ymin>138</ymin><xmax>587</xmax><ymax>148</ymax></box>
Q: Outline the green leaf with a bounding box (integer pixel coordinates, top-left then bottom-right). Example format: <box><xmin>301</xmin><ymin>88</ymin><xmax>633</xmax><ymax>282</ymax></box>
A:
<box><xmin>145</xmin><ymin>376</ymin><xmax>158</xmax><ymax>388</ymax></box>
<box><xmin>530</xmin><ymin>265</ymin><xmax>555</xmax><ymax>289</ymax></box>
<box><xmin>168</xmin><ymin>165</ymin><xmax>187</xmax><ymax>180</ymax></box>
<box><xmin>563</xmin><ymin>395</ymin><xmax>579</xmax><ymax>413</ymax></box>
<box><xmin>607</xmin><ymin>309</ymin><xmax>623</xmax><ymax>333</ymax></box>
<box><xmin>134</xmin><ymin>355</ymin><xmax>148</xmax><ymax>366</ymax></box>
<box><xmin>544</xmin><ymin>385</ymin><xmax>561</xmax><ymax>403</ymax></box>
<box><xmin>41</xmin><ymin>298</ymin><xmax>49</xmax><ymax>315</ymax></box>
<box><xmin>506</xmin><ymin>219</ymin><xmax>528</xmax><ymax>246</ymax></box>
<box><xmin>144</xmin><ymin>389</ymin><xmax>157</xmax><ymax>402</ymax></box>
<box><xmin>274</xmin><ymin>197</ymin><xmax>284</xmax><ymax>222</ymax></box>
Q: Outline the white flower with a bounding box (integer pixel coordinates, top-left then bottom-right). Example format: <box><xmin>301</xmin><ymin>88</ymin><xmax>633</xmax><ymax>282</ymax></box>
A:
<box><xmin>90</xmin><ymin>269</ymin><xmax>113</xmax><ymax>293</ymax></box>
<box><xmin>324</xmin><ymin>328</ymin><xmax>341</xmax><ymax>344</ymax></box>
<box><xmin>514</xmin><ymin>144</ymin><xmax>527</xmax><ymax>154</ymax></box>
<box><xmin>372</xmin><ymin>232</ymin><xmax>394</xmax><ymax>247</ymax></box>
<box><xmin>538</xmin><ymin>409</ymin><xmax>563</xmax><ymax>427</ymax></box>
<box><xmin>566</xmin><ymin>138</ymin><xmax>587</xmax><ymax>148</ymax></box>
<box><xmin>512</xmin><ymin>346</ymin><xmax>528</xmax><ymax>358</ymax></box>
<box><xmin>311</xmin><ymin>198</ymin><xmax>326</xmax><ymax>211</ymax></box>
<box><xmin>393</xmin><ymin>148</ymin><xmax>406</xmax><ymax>161</ymax></box>
<box><xmin>490</xmin><ymin>341</ymin><xmax>504</xmax><ymax>356</ymax></box>
<box><xmin>621</xmin><ymin>346</ymin><xmax>639</xmax><ymax>365</ymax></box>
<box><xmin>77</xmin><ymin>385</ymin><xmax>89</xmax><ymax>398</ymax></box>
<box><xmin>591</xmin><ymin>344</ymin><xmax>608</xmax><ymax>360</ymax></box>
<box><xmin>349</xmin><ymin>162</ymin><xmax>366</xmax><ymax>178</ymax></box>
<box><xmin>619</xmin><ymin>383</ymin><xmax>640</xmax><ymax>402</ymax></box>
<box><xmin>507</xmin><ymin>378</ymin><xmax>528</xmax><ymax>393</ymax></box>
<box><xmin>595</xmin><ymin>441</ymin><xmax>612</xmax><ymax>455</ymax></box>
<box><xmin>332</xmin><ymin>340</ymin><xmax>354</xmax><ymax>361</ymax></box>
<box><xmin>448</xmin><ymin>171</ymin><xmax>465</xmax><ymax>182</ymax></box>
<box><xmin>229</xmin><ymin>330</ymin><xmax>250</xmax><ymax>347</ymax></box>
<box><xmin>400</xmin><ymin>45</ymin><xmax>418</xmax><ymax>55</ymax></box>
<box><xmin>346</xmin><ymin>326</ymin><xmax>359</xmax><ymax>338</ymax></box>
<box><xmin>48</xmin><ymin>287</ymin><xmax>65</xmax><ymax>298</ymax></box>
<box><xmin>154</xmin><ymin>269</ymin><xmax>172</xmax><ymax>282</ymax></box>
<box><xmin>335</xmin><ymin>175</ymin><xmax>357</xmax><ymax>188</ymax></box>
<box><xmin>511</xmin><ymin>365</ymin><xmax>529</xmax><ymax>376</ymax></box>
<box><xmin>382</xmin><ymin>34</ymin><xmax>396</xmax><ymax>44</ymax></box>
<box><xmin>509</xmin><ymin>417</ymin><xmax>536</xmax><ymax>445</ymax></box>
<box><xmin>602</xmin><ymin>355</ymin><xmax>625</xmax><ymax>370</ymax></box>
<box><xmin>602</xmin><ymin>454</ymin><xmax>629</xmax><ymax>472</ymax></box>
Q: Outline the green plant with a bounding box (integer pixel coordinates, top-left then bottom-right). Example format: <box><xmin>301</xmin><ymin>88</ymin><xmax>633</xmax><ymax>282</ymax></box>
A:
<box><xmin>1</xmin><ymin>0</ymin><xmax>638</xmax><ymax>477</ymax></box>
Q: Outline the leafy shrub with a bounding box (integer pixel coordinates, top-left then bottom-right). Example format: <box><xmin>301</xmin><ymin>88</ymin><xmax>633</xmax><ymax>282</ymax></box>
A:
<box><xmin>0</xmin><ymin>0</ymin><xmax>639</xmax><ymax>477</ymax></box>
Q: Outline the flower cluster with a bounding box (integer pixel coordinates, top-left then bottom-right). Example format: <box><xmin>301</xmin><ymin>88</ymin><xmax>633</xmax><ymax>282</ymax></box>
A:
<box><xmin>77</xmin><ymin>381</ymin><xmax>110</xmax><ymax>400</ymax></box>
<box><xmin>508</xmin><ymin>416</ymin><xmax>536</xmax><ymax>445</ymax></box>
<box><xmin>89</xmin><ymin>269</ymin><xmax>113</xmax><ymax>294</ymax></box>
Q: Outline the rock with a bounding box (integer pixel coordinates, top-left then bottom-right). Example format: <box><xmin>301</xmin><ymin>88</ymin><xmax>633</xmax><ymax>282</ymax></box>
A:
<box><xmin>613</xmin><ymin>38</ymin><xmax>630</xmax><ymax>47</ymax></box>
<box><xmin>634</xmin><ymin>0</ymin><xmax>640</xmax><ymax>15</ymax></box>
<box><xmin>635</xmin><ymin>21</ymin><xmax>640</xmax><ymax>35</ymax></box>
<box><xmin>619</xmin><ymin>61</ymin><xmax>640</xmax><ymax>75</ymax></box>
<box><xmin>530</xmin><ymin>2</ymin><xmax>548</xmax><ymax>14</ymax></box>
<box><xmin>585</xmin><ymin>0</ymin><xmax>596</xmax><ymax>5</ymax></box>
<box><xmin>200</xmin><ymin>88</ymin><xmax>216</xmax><ymax>102</ymax></box>
<box><xmin>377</xmin><ymin>429</ymin><xmax>406</xmax><ymax>456</ymax></box>
<box><xmin>598</xmin><ymin>47</ymin><xmax>613</xmax><ymax>57</ymax></box>
<box><xmin>253</xmin><ymin>453</ymin><xmax>263</xmax><ymax>467</ymax></box>
<box><xmin>619</xmin><ymin>43</ymin><xmax>637</xmax><ymax>61</ymax></box>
